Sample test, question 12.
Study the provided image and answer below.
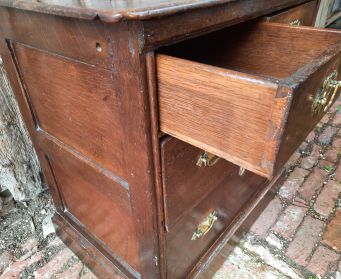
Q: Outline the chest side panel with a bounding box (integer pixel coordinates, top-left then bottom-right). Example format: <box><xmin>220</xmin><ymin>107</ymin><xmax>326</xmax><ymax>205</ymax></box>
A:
<box><xmin>0</xmin><ymin>11</ymin><xmax>160</xmax><ymax>278</ymax></box>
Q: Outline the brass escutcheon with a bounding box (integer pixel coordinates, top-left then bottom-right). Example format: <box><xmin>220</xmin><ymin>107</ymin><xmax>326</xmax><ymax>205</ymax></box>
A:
<box><xmin>290</xmin><ymin>19</ymin><xmax>301</xmax><ymax>26</ymax></box>
<box><xmin>312</xmin><ymin>70</ymin><xmax>341</xmax><ymax>114</ymax></box>
<box><xmin>196</xmin><ymin>151</ymin><xmax>220</xmax><ymax>167</ymax></box>
<box><xmin>191</xmin><ymin>211</ymin><xmax>218</xmax><ymax>240</ymax></box>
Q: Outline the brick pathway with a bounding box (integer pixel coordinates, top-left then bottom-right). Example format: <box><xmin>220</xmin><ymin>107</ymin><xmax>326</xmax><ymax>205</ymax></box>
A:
<box><xmin>0</xmin><ymin>98</ymin><xmax>341</xmax><ymax>278</ymax></box>
<box><xmin>203</xmin><ymin>97</ymin><xmax>341</xmax><ymax>279</ymax></box>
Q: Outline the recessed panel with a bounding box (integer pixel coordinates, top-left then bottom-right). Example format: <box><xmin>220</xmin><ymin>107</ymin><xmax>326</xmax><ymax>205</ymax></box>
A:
<box><xmin>13</xmin><ymin>43</ymin><xmax>126</xmax><ymax>178</ymax></box>
<box><xmin>47</xmin><ymin>144</ymin><xmax>139</xmax><ymax>271</ymax></box>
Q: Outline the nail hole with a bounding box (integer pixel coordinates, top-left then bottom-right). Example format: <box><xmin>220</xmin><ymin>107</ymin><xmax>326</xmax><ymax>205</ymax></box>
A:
<box><xmin>96</xmin><ymin>42</ymin><xmax>102</xmax><ymax>52</ymax></box>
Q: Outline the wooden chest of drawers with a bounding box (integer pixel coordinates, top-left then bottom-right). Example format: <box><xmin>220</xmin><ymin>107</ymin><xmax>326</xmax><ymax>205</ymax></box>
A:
<box><xmin>0</xmin><ymin>1</ymin><xmax>338</xmax><ymax>278</ymax></box>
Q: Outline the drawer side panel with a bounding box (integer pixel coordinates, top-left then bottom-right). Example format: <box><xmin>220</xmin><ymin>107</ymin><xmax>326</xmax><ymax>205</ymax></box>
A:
<box><xmin>157</xmin><ymin>54</ymin><xmax>278</xmax><ymax>177</ymax></box>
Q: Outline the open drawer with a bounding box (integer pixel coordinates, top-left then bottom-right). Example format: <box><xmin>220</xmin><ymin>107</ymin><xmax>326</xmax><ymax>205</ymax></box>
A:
<box><xmin>157</xmin><ymin>22</ymin><xmax>341</xmax><ymax>179</ymax></box>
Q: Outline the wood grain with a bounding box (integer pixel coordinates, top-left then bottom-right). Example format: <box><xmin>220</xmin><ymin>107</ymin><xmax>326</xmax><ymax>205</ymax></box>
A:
<box><xmin>45</xmin><ymin>141</ymin><xmax>140</xmax><ymax>273</ymax></box>
<box><xmin>274</xmin><ymin>45</ymin><xmax>341</xmax><ymax>174</ymax></box>
<box><xmin>157</xmin><ymin>53</ymin><xmax>279</xmax><ymax>177</ymax></box>
<box><xmin>53</xmin><ymin>213</ymin><xmax>129</xmax><ymax>279</ymax></box>
<box><xmin>13</xmin><ymin>43</ymin><xmax>126</xmax><ymax>179</ymax></box>
<box><xmin>161</xmin><ymin>137</ymin><xmax>264</xmax><ymax>229</ymax></box>
<box><xmin>0</xmin><ymin>0</ymin><xmax>306</xmax><ymax>23</ymax></box>
<box><xmin>1</xmin><ymin>17</ymin><xmax>161</xmax><ymax>278</ymax></box>
<box><xmin>199</xmin><ymin>170</ymin><xmax>285</xmax><ymax>279</ymax></box>
<box><xmin>157</xmin><ymin>22</ymin><xmax>341</xmax><ymax>178</ymax></box>
<box><xmin>264</xmin><ymin>0</ymin><xmax>318</xmax><ymax>26</ymax></box>
<box><xmin>0</xmin><ymin>7</ymin><xmax>110</xmax><ymax>68</ymax></box>
<box><xmin>142</xmin><ymin>0</ymin><xmax>308</xmax><ymax>47</ymax></box>
<box><xmin>0</xmin><ymin>1</ymin><xmax>326</xmax><ymax>278</ymax></box>
<box><xmin>165</xmin><ymin>142</ymin><xmax>267</xmax><ymax>278</ymax></box>
<box><xmin>146</xmin><ymin>52</ymin><xmax>167</xmax><ymax>279</ymax></box>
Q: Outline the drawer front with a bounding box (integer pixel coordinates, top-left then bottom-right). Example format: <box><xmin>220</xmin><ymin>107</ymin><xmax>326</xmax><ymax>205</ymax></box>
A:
<box><xmin>157</xmin><ymin>22</ymin><xmax>341</xmax><ymax>179</ymax></box>
<box><xmin>162</xmin><ymin>137</ymin><xmax>248</xmax><ymax>229</ymax></box>
<box><xmin>264</xmin><ymin>1</ymin><xmax>318</xmax><ymax>26</ymax></box>
<box><xmin>165</xmin><ymin>156</ymin><xmax>267</xmax><ymax>279</ymax></box>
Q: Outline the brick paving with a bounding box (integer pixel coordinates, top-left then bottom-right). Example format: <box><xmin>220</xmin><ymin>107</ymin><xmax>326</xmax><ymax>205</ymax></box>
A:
<box><xmin>0</xmin><ymin>103</ymin><xmax>341</xmax><ymax>279</ymax></box>
<box><xmin>205</xmin><ymin>97</ymin><xmax>341</xmax><ymax>279</ymax></box>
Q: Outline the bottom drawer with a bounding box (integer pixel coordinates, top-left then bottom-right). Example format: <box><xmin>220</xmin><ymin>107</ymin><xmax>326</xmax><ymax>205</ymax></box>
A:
<box><xmin>165</xmin><ymin>149</ymin><xmax>268</xmax><ymax>278</ymax></box>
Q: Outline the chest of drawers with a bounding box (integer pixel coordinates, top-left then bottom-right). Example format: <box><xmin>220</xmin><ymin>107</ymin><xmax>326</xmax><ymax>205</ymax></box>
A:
<box><xmin>0</xmin><ymin>1</ymin><xmax>338</xmax><ymax>278</ymax></box>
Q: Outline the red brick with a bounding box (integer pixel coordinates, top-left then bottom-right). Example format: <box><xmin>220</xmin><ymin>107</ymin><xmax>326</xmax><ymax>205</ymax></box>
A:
<box><xmin>81</xmin><ymin>271</ymin><xmax>99</xmax><ymax>279</ymax></box>
<box><xmin>324</xmin><ymin>149</ymin><xmax>339</xmax><ymax>163</ymax></box>
<box><xmin>81</xmin><ymin>270</ymin><xmax>123</xmax><ymax>279</ymax></box>
<box><xmin>306</xmin><ymin>130</ymin><xmax>315</xmax><ymax>142</ymax></box>
<box><xmin>322</xmin><ymin>209</ymin><xmax>341</xmax><ymax>252</ymax></box>
<box><xmin>307</xmin><ymin>246</ymin><xmax>339</xmax><ymax>276</ymax></box>
<box><xmin>319</xmin><ymin>160</ymin><xmax>335</xmax><ymax>171</ymax></box>
<box><xmin>285</xmin><ymin>216</ymin><xmax>324</xmax><ymax>266</ymax></box>
<box><xmin>20</xmin><ymin>238</ymin><xmax>39</xmax><ymax>260</ymax></box>
<box><xmin>249</xmin><ymin>196</ymin><xmax>282</xmax><ymax>237</ymax></box>
<box><xmin>298</xmin><ymin>168</ymin><xmax>327</xmax><ymax>202</ymax></box>
<box><xmin>278</xmin><ymin>168</ymin><xmax>309</xmax><ymax>200</ymax></box>
<box><xmin>0</xmin><ymin>251</ymin><xmax>13</xmax><ymax>274</ymax></box>
<box><xmin>55</xmin><ymin>262</ymin><xmax>83</xmax><ymax>279</ymax></box>
<box><xmin>318</xmin><ymin>126</ymin><xmax>337</xmax><ymax>145</ymax></box>
<box><xmin>271</xmin><ymin>205</ymin><xmax>307</xmax><ymax>240</ymax></box>
<box><xmin>330</xmin><ymin>96</ymin><xmax>341</xmax><ymax>112</ymax></box>
<box><xmin>333</xmin><ymin>113</ymin><xmax>341</xmax><ymax>127</ymax></box>
<box><xmin>47</xmin><ymin>237</ymin><xmax>64</xmax><ymax>248</ymax></box>
<box><xmin>34</xmin><ymin>248</ymin><xmax>74</xmax><ymax>279</ymax></box>
<box><xmin>300</xmin><ymin>145</ymin><xmax>320</xmax><ymax>170</ymax></box>
<box><xmin>22</xmin><ymin>238</ymin><xmax>38</xmax><ymax>252</ymax></box>
<box><xmin>321</xmin><ymin>114</ymin><xmax>330</xmax><ymax>124</ymax></box>
<box><xmin>1</xmin><ymin>251</ymin><xmax>43</xmax><ymax>279</ymax></box>
<box><xmin>292</xmin><ymin>196</ymin><xmax>309</xmax><ymax>208</ymax></box>
<box><xmin>299</xmin><ymin>142</ymin><xmax>309</xmax><ymax>153</ymax></box>
<box><xmin>314</xmin><ymin>181</ymin><xmax>341</xmax><ymax>218</ymax></box>
<box><xmin>332</xmin><ymin>137</ymin><xmax>341</xmax><ymax>150</ymax></box>
<box><xmin>286</xmin><ymin>151</ymin><xmax>301</xmax><ymax>167</ymax></box>
<box><xmin>334</xmin><ymin>164</ymin><xmax>341</xmax><ymax>182</ymax></box>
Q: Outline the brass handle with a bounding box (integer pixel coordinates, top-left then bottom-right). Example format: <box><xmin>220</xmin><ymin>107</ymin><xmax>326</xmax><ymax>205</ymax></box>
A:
<box><xmin>191</xmin><ymin>211</ymin><xmax>218</xmax><ymax>240</ymax></box>
<box><xmin>290</xmin><ymin>19</ymin><xmax>301</xmax><ymax>26</ymax></box>
<box><xmin>196</xmin><ymin>151</ymin><xmax>220</xmax><ymax>167</ymax></box>
<box><xmin>239</xmin><ymin>167</ymin><xmax>246</xmax><ymax>176</ymax></box>
<box><xmin>312</xmin><ymin>70</ymin><xmax>341</xmax><ymax>114</ymax></box>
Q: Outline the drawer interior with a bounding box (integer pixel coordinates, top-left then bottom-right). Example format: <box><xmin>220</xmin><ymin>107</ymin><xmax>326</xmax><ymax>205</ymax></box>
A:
<box><xmin>157</xmin><ymin>21</ymin><xmax>341</xmax><ymax>178</ymax></box>
<box><xmin>160</xmin><ymin>21</ymin><xmax>340</xmax><ymax>80</ymax></box>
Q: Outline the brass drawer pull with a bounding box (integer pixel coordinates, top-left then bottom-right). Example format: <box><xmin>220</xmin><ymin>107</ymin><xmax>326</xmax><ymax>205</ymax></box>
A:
<box><xmin>312</xmin><ymin>70</ymin><xmax>341</xmax><ymax>114</ymax></box>
<box><xmin>196</xmin><ymin>151</ymin><xmax>220</xmax><ymax>167</ymax></box>
<box><xmin>290</xmin><ymin>19</ymin><xmax>301</xmax><ymax>26</ymax></box>
<box><xmin>191</xmin><ymin>211</ymin><xmax>218</xmax><ymax>240</ymax></box>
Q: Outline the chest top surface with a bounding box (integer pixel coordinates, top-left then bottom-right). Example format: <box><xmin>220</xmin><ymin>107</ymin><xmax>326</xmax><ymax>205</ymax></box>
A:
<box><xmin>0</xmin><ymin>0</ymin><xmax>237</xmax><ymax>22</ymax></box>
